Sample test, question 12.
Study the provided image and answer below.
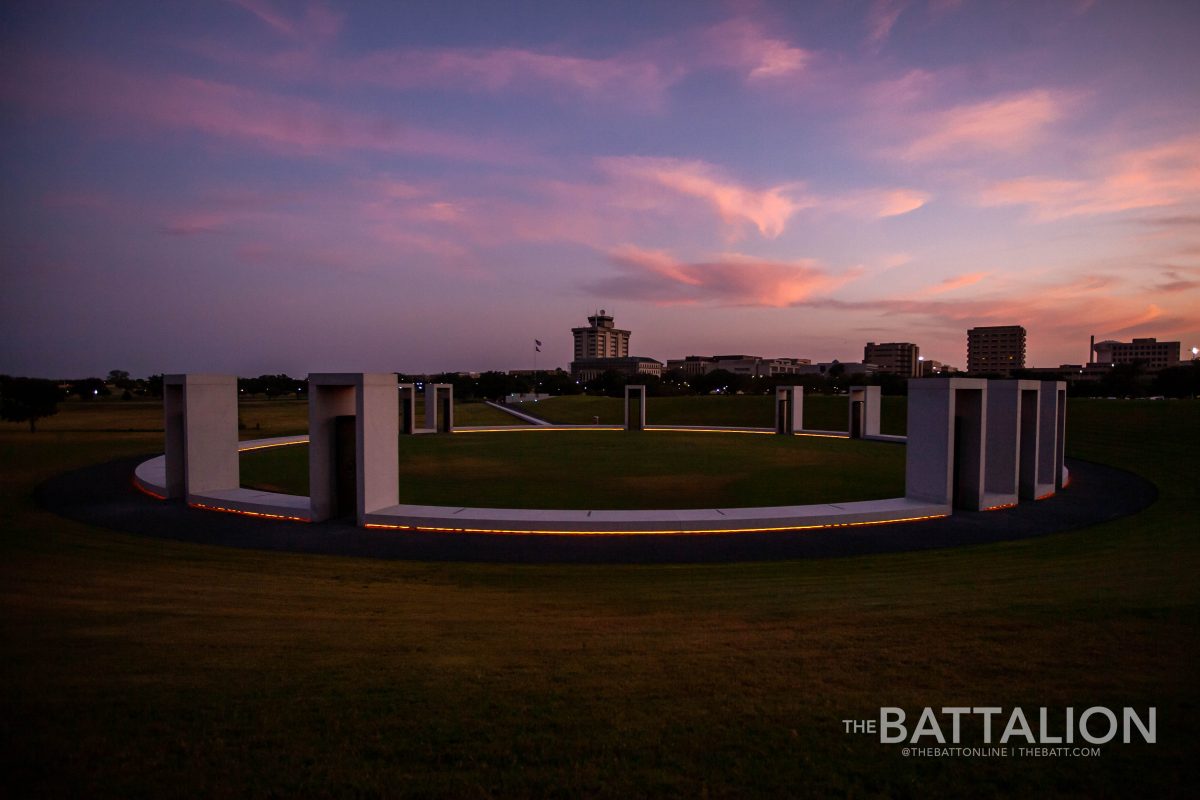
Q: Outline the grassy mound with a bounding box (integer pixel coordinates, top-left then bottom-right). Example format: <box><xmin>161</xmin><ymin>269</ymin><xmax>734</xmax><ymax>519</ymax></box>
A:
<box><xmin>240</xmin><ymin>430</ymin><xmax>906</xmax><ymax>508</ymax></box>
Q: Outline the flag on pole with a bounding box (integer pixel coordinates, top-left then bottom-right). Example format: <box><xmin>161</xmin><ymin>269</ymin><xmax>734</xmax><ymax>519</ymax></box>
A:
<box><xmin>535</xmin><ymin>339</ymin><xmax>542</xmax><ymax>352</ymax></box>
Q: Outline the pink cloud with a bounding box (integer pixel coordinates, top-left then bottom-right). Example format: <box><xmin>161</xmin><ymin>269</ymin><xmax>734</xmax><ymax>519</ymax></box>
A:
<box><xmin>342</xmin><ymin>47</ymin><xmax>678</xmax><ymax>110</ymax></box>
<box><xmin>600</xmin><ymin>157</ymin><xmax>811</xmax><ymax>239</ymax></box>
<box><xmin>226</xmin><ymin>0</ymin><xmax>342</xmax><ymax>43</ymax></box>
<box><xmin>589</xmin><ymin>245</ymin><xmax>862</xmax><ymax>307</ymax></box>
<box><xmin>833</xmin><ymin>187</ymin><xmax>930</xmax><ymax>218</ymax></box>
<box><xmin>980</xmin><ymin>134</ymin><xmax>1200</xmax><ymax>220</ymax></box>
<box><xmin>189</xmin><ymin>16</ymin><xmax>812</xmax><ymax>111</ymax></box>
<box><xmin>696</xmin><ymin>20</ymin><xmax>812</xmax><ymax>81</ymax></box>
<box><xmin>866</xmin><ymin>0</ymin><xmax>908</xmax><ymax>48</ymax></box>
<box><xmin>3</xmin><ymin>53</ymin><xmax>529</xmax><ymax>164</ymax></box>
<box><xmin>915</xmin><ymin>271</ymin><xmax>990</xmax><ymax>296</ymax></box>
<box><xmin>828</xmin><ymin>272</ymin><xmax>1198</xmax><ymax>358</ymax></box>
<box><xmin>899</xmin><ymin>89</ymin><xmax>1069</xmax><ymax>161</ymax></box>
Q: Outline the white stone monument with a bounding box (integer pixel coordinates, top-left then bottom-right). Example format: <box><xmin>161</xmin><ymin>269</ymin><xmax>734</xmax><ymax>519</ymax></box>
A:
<box><xmin>162</xmin><ymin>374</ymin><xmax>239</xmax><ymax>501</ymax></box>
<box><xmin>624</xmin><ymin>385</ymin><xmax>646</xmax><ymax>430</ymax></box>
<box><xmin>775</xmin><ymin>385</ymin><xmax>803</xmax><ymax>434</ymax></box>
<box><xmin>308</xmin><ymin>373</ymin><xmax>399</xmax><ymax>524</ymax></box>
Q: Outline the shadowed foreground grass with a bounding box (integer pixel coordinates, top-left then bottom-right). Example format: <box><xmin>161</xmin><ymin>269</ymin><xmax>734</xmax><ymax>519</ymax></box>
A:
<box><xmin>1</xmin><ymin>399</ymin><xmax>1197</xmax><ymax>797</ymax></box>
<box><xmin>240</xmin><ymin>431</ymin><xmax>906</xmax><ymax>508</ymax></box>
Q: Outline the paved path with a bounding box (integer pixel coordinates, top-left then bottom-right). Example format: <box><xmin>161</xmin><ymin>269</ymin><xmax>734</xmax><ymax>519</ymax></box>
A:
<box><xmin>36</xmin><ymin>456</ymin><xmax>1157</xmax><ymax>564</ymax></box>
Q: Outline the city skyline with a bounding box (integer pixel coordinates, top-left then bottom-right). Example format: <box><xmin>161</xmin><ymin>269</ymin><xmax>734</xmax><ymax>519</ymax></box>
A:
<box><xmin>3</xmin><ymin>0</ymin><xmax>1199</xmax><ymax>378</ymax></box>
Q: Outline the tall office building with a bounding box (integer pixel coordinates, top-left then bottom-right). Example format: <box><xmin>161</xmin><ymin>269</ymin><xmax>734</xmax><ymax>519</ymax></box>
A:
<box><xmin>1091</xmin><ymin>337</ymin><xmax>1180</xmax><ymax>370</ymax></box>
<box><xmin>967</xmin><ymin>325</ymin><xmax>1026</xmax><ymax>376</ymax></box>
<box><xmin>572</xmin><ymin>310</ymin><xmax>630</xmax><ymax>361</ymax></box>
<box><xmin>863</xmin><ymin>342</ymin><xmax>920</xmax><ymax>377</ymax></box>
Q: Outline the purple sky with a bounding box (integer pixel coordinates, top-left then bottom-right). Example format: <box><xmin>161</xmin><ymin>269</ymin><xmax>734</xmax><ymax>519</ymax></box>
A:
<box><xmin>3</xmin><ymin>0</ymin><xmax>1198</xmax><ymax>378</ymax></box>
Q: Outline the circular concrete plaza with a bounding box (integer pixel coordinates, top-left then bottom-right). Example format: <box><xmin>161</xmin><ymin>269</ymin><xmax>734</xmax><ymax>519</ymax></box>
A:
<box><xmin>38</xmin><ymin>426</ymin><xmax>1156</xmax><ymax>564</ymax></box>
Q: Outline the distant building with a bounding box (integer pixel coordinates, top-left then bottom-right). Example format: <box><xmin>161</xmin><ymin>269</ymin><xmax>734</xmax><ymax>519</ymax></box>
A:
<box><xmin>864</xmin><ymin>342</ymin><xmax>920</xmax><ymax>377</ymax></box>
<box><xmin>917</xmin><ymin>359</ymin><xmax>957</xmax><ymax>377</ymax></box>
<box><xmin>967</xmin><ymin>325</ymin><xmax>1026</xmax><ymax>376</ymax></box>
<box><xmin>664</xmin><ymin>355</ymin><xmax>810</xmax><ymax>377</ymax></box>
<box><xmin>1091</xmin><ymin>337</ymin><xmax>1180</xmax><ymax>371</ymax></box>
<box><xmin>570</xmin><ymin>357</ymin><xmax>663</xmax><ymax>382</ymax></box>
<box><xmin>572</xmin><ymin>310</ymin><xmax>630</xmax><ymax>361</ymax></box>
<box><xmin>569</xmin><ymin>311</ymin><xmax>661</xmax><ymax>380</ymax></box>
<box><xmin>796</xmin><ymin>360</ymin><xmax>879</xmax><ymax>376</ymax></box>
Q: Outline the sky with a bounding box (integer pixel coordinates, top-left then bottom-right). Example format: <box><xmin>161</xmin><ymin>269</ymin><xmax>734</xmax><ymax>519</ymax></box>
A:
<box><xmin>2</xmin><ymin>0</ymin><xmax>1198</xmax><ymax>378</ymax></box>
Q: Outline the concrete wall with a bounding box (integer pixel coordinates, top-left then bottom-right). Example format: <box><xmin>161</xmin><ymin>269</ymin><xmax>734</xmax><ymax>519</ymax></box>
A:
<box><xmin>848</xmin><ymin>385</ymin><xmax>881</xmax><ymax>439</ymax></box>
<box><xmin>424</xmin><ymin>383</ymin><xmax>453</xmax><ymax>432</ymax></box>
<box><xmin>1042</xmin><ymin>380</ymin><xmax>1067</xmax><ymax>492</ymax></box>
<box><xmin>398</xmin><ymin>383</ymin><xmax>416</xmax><ymax>435</ymax></box>
<box><xmin>984</xmin><ymin>380</ymin><xmax>1041</xmax><ymax>507</ymax></box>
<box><xmin>775</xmin><ymin>386</ymin><xmax>803</xmax><ymax>434</ymax></box>
<box><xmin>624</xmin><ymin>385</ymin><xmax>646</xmax><ymax>430</ymax></box>
<box><xmin>163</xmin><ymin>374</ymin><xmax>239</xmax><ymax>500</ymax></box>
<box><xmin>905</xmin><ymin>377</ymin><xmax>987</xmax><ymax>509</ymax></box>
<box><xmin>309</xmin><ymin>373</ymin><xmax>399</xmax><ymax>524</ymax></box>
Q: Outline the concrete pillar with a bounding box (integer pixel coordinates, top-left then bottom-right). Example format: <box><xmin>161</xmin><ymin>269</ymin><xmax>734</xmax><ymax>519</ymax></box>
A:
<box><xmin>424</xmin><ymin>383</ymin><xmax>454</xmax><ymax>432</ymax></box>
<box><xmin>398</xmin><ymin>383</ymin><xmax>416</xmax><ymax>435</ymax></box>
<box><xmin>848</xmin><ymin>385</ymin><xmax>881</xmax><ymax>438</ymax></box>
<box><xmin>1038</xmin><ymin>380</ymin><xmax>1067</xmax><ymax>495</ymax></box>
<box><xmin>905</xmin><ymin>378</ymin><xmax>987</xmax><ymax>510</ymax></box>
<box><xmin>984</xmin><ymin>380</ymin><xmax>1040</xmax><ymax>508</ymax></box>
<box><xmin>624</xmin><ymin>385</ymin><xmax>646</xmax><ymax>430</ymax></box>
<box><xmin>163</xmin><ymin>374</ymin><xmax>239</xmax><ymax>500</ymax></box>
<box><xmin>775</xmin><ymin>386</ymin><xmax>803</xmax><ymax>434</ymax></box>
<box><xmin>309</xmin><ymin>373</ymin><xmax>399</xmax><ymax>525</ymax></box>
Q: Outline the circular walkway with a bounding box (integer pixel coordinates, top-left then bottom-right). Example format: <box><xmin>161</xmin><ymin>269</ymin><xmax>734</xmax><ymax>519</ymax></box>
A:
<box><xmin>36</xmin><ymin>455</ymin><xmax>1157</xmax><ymax>564</ymax></box>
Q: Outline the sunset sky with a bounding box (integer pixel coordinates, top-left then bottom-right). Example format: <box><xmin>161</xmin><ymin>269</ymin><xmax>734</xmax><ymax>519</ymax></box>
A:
<box><xmin>3</xmin><ymin>0</ymin><xmax>1198</xmax><ymax>377</ymax></box>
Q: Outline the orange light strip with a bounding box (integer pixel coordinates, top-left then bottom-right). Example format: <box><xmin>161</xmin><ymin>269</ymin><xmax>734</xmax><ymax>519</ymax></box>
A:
<box><xmin>645</xmin><ymin>426</ymin><xmax>773</xmax><ymax>435</ymax></box>
<box><xmin>453</xmin><ymin>426</ymin><xmax>623</xmax><ymax>434</ymax></box>
<box><xmin>1036</xmin><ymin>492</ymin><xmax>1055</xmax><ymax>501</ymax></box>
<box><xmin>363</xmin><ymin>513</ymin><xmax>948</xmax><ymax>536</ymax></box>
<box><xmin>238</xmin><ymin>440</ymin><xmax>307</xmax><ymax>452</ymax></box>
<box><xmin>132</xmin><ymin>478</ymin><xmax>166</xmax><ymax>500</ymax></box>
<box><xmin>984</xmin><ymin>503</ymin><xmax>1017</xmax><ymax>511</ymax></box>
<box><xmin>794</xmin><ymin>432</ymin><xmax>849</xmax><ymax>439</ymax></box>
<box><xmin>188</xmin><ymin>502</ymin><xmax>309</xmax><ymax>522</ymax></box>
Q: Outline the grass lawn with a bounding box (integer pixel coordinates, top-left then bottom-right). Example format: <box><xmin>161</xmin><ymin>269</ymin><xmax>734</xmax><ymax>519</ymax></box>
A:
<box><xmin>1</xmin><ymin>398</ymin><xmax>1197</xmax><ymax>797</ymax></box>
<box><xmin>240</xmin><ymin>431</ymin><xmax>906</xmax><ymax>508</ymax></box>
<box><xmin>514</xmin><ymin>393</ymin><xmax>908</xmax><ymax>434</ymax></box>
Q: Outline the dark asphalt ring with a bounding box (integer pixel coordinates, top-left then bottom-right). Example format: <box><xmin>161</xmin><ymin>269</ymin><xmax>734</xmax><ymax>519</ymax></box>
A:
<box><xmin>35</xmin><ymin>455</ymin><xmax>1157</xmax><ymax>564</ymax></box>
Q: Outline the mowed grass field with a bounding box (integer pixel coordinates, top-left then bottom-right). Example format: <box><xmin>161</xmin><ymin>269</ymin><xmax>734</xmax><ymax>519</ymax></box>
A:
<box><xmin>1</xmin><ymin>397</ymin><xmax>1198</xmax><ymax>797</ymax></box>
<box><xmin>510</xmin><ymin>393</ymin><xmax>908</xmax><ymax>434</ymax></box>
<box><xmin>240</xmin><ymin>431</ymin><xmax>905</xmax><ymax>508</ymax></box>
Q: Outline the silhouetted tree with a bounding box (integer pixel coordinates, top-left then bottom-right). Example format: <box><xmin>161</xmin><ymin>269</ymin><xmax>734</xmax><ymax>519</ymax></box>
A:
<box><xmin>1154</xmin><ymin>362</ymin><xmax>1200</xmax><ymax>398</ymax></box>
<box><xmin>1</xmin><ymin>376</ymin><xmax>62</xmax><ymax>432</ymax></box>
<box><xmin>68</xmin><ymin>378</ymin><xmax>109</xmax><ymax>400</ymax></box>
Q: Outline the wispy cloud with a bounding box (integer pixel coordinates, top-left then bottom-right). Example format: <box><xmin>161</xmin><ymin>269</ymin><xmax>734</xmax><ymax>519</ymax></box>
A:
<box><xmin>980</xmin><ymin>134</ymin><xmax>1200</xmax><ymax>220</ymax></box>
<box><xmin>899</xmin><ymin>89</ymin><xmax>1070</xmax><ymax>161</ymax></box>
<box><xmin>600</xmin><ymin>157</ymin><xmax>810</xmax><ymax>239</ymax></box>
<box><xmin>226</xmin><ymin>0</ymin><xmax>342</xmax><ymax>43</ymax></box>
<box><xmin>598</xmin><ymin>157</ymin><xmax>927</xmax><ymax>238</ymax></box>
<box><xmin>588</xmin><ymin>245</ymin><xmax>862</xmax><ymax>307</ymax></box>
<box><xmin>914</xmin><ymin>271</ymin><xmax>990</xmax><ymax>296</ymax></box>
<box><xmin>189</xmin><ymin>15</ymin><xmax>812</xmax><ymax>112</ymax></box>
<box><xmin>696</xmin><ymin>19</ymin><xmax>812</xmax><ymax>81</ymax></box>
<box><xmin>2</xmin><ymin>53</ymin><xmax>530</xmax><ymax>164</ymax></box>
<box><xmin>866</xmin><ymin>0</ymin><xmax>908</xmax><ymax>49</ymax></box>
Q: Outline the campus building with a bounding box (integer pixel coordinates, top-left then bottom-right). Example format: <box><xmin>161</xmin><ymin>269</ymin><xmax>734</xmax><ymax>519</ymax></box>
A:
<box><xmin>569</xmin><ymin>311</ymin><xmax>663</xmax><ymax>380</ymax></box>
<box><xmin>967</xmin><ymin>325</ymin><xmax>1027</xmax><ymax>376</ymax></box>
<box><xmin>664</xmin><ymin>355</ymin><xmax>811</xmax><ymax>377</ymax></box>
<box><xmin>570</xmin><ymin>357</ymin><xmax>663</xmax><ymax>382</ymax></box>
<box><xmin>863</xmin><ymin>342</ymin><xmax>920</xmax><ymax>377</ymax></box>
<box><xmin>1091</xmin><ymin>337</ymin><xmax>1181</xmax><ymax>371</ymax></box>
<box><xmin>572</xmin><ymin>310</ymin><xmax>630</xmax><ymax>361</ymax></box>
